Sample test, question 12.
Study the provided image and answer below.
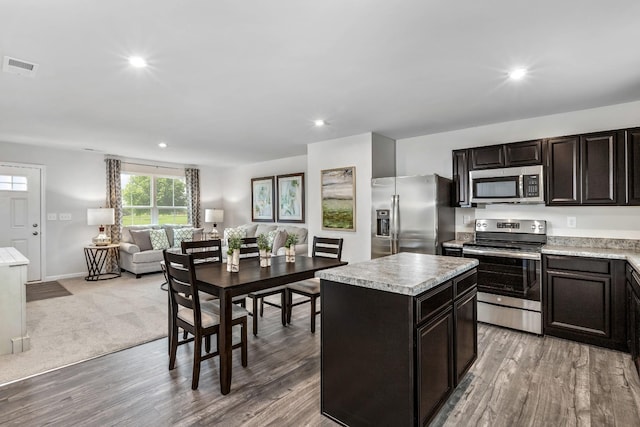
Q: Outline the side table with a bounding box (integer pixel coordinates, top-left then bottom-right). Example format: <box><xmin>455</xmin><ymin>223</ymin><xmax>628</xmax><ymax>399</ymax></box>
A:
<box><xmin>84</xmin><ymin>244</ymin><xmax>121</xmax><ymax>281</ymax></box>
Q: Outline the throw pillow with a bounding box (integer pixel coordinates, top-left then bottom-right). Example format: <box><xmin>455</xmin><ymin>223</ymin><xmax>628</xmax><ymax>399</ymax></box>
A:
<box><xmin>266</xmin><ymin>230</ymin><xmax>278</xmax><ymax>248</ymax></box>
<box><xmin>149</xmin><ymin>229</ymin><xmax>170</xmax><ymax>250</ymax></box>
<box><xmin>130</xmin><ymin>229</ymin><xmax>153</xmax><ymax>251</ymax></box>
<box><xmin>173</xmin><ymin>227</ymin><xmax>194</xmax><ymax>248</ymax></box>
<box><xmin>271</xmin><ymin>230</ymin><xmax>288</xmax><ymax>253</ymax></box>
<box><xmin>223</xmin><ymin>227</ymin><xmax>246</xmax><ymax>243</ymax></box>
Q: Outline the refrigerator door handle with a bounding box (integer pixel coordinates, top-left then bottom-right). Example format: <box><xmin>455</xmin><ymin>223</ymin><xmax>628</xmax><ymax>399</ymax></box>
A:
<box><xmin>391</xmin><ymin>195</ymin><xmax>399</xmax><ymax>254</ymax></box>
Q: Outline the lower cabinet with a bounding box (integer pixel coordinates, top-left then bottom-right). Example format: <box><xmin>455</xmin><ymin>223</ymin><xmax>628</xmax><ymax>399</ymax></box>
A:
<box><xmin>543</xmin><ymin>255</ymin><xmax>626</xmax><ymax>351</ymax></box>
<box><xmin>627</xmin><ymin>265</ymin><xmax>640</xmax><ymax>376</ymax></box>
<box><xmin>417</xmin><ymin>308</ymin><xmax>454</xmax><ymax>426</ymax></box>
<box><xmin>321</xmin><ymin>268</ymin><xmax>478</xmax><ymax>427</ymax></box>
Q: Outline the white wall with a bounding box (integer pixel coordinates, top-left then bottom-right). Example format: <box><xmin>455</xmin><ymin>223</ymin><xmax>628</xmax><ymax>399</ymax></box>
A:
<box><xmin>397</xmin><ymin>100</ymin><xmax>640</xmax><ymax>238</ymax></box>
<box><xmin>1</xmin><ymin>140</ymin><xmax>106</xmax><ymax>279</ymax></box>
<box><xmin>218</xmin><ymin>155</ymin><xmax>307</xmax><ymax>228</ymax></box>
<box><xmin>308</xmin><ymin>133</ymin><xmax>373</xmax><ymax>263</ymax></box>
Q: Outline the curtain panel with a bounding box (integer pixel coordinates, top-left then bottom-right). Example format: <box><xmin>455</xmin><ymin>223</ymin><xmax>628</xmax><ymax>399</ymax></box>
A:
<box><xmin>185</xmin><ymin>168</ymin><xmax>201</xmax><ymax>228</ymax></box>
<box><xmin>105</xmin><ymin>158</ymin><xmax>122</xmax><ymax>272</ymax></box>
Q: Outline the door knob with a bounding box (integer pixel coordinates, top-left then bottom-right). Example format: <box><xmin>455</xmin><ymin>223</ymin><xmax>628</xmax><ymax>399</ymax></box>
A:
<box><xmin>33</xmin><ymin>223</ymin><xmax>38</xmax><ymax>227</ymax></box>
<box><xmin>33</xmin><ymin>231</ymin><xmax>39</xmax><ymax>236</ymax></box>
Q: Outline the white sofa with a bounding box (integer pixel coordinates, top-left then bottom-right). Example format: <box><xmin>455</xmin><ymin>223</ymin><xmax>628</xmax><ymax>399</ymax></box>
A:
<box><xmin>222</xmin><ymin>223</ymin><xmax>308</xmax><ymax>258</ymax></box>
<box><xmin>119</xmin><ymin>224</ymin><xmax>203</xmax><ymax>277</ymax></box>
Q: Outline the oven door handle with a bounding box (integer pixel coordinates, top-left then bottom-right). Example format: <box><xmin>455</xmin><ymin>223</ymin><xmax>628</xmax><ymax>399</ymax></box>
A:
<box><xmin>462</xmin><ymin>247</ymin><xmax>541</xmax><ymax>260</ymax></box>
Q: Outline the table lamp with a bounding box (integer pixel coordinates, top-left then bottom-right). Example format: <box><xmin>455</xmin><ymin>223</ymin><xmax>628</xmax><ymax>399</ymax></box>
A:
<box><xmin>205</xmin><ymin>208</ymin><xmax>224</xmax><ymax>238</ymax></box>
<box><xmin>87</xmin><ymin>208</ymin><xmax>115</xmax><ymax>245</ymax></box>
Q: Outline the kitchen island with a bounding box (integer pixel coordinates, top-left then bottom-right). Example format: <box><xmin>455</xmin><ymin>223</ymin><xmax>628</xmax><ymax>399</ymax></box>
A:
<box><xmin>316</xmin><ymin>252</ymin><xmax>478</xmax><ymax>427</ymax></box>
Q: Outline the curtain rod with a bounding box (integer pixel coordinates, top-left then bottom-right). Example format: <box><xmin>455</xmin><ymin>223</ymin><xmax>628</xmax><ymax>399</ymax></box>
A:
<box><xmin>105</xmin><ymin>155</ymin><xmax>197</xmax><ymax>170</ymax></box>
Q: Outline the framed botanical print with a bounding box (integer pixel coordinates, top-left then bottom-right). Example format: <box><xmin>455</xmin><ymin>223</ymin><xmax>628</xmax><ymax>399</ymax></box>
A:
<box><xmin>251</xmin><ymin>176</ymin><xmax>275</xmax><ymax>222</ymax></box>
<box><xmin>321</xmin><ymin>166</ymin><xmax>356</xmax><ymax>231</ymax></box>
<box><xmin>277</xmin><ymin>172</ymin><xmax>305</xmax><ymax>223</ymax></box>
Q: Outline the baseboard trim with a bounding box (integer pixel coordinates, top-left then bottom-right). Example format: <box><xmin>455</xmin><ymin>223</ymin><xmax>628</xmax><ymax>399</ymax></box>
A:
<box><xmin>43</xmin><ymin>272</ymin><xmax>86</xmax><ymax>282</ymax></box>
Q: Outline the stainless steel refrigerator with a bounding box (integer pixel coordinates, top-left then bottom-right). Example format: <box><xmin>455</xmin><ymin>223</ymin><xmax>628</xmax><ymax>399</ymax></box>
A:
<box><xmin>371</xmin><ymin>174</ymin><xmax>454</xmax><ymax>258</ymax></box>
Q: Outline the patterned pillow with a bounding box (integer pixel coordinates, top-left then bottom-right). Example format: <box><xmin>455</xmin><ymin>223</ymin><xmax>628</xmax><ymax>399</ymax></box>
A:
<box><xmin>266</xmin><ymin>230</ymin><xmax>279</xmax><ymax>248</ymax></box>
<box><xmin>149</xmin><ymin>229</ymin><xmax>170</xmax><ymax>250</ymax></box>
<box><xmin>223</xmin><ymin>227</ymin><xmax>247</xmax><ymax>243</ymax></box>
<box><xmin>173</xmin><ymin>227</ymin><xmax>194</xmax><ymax>248</ymax></box>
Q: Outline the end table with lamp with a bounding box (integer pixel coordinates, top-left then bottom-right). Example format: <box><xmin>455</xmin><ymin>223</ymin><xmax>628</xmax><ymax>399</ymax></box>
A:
<box><xmin>85</xmin><ymin>208</ymin><xmax>120</xmax><ymax>281</ymax></box>
<box><xmin>204</xmin><ymin>208</ymin><xmax>224</xmax><ymax>239</ymax></box>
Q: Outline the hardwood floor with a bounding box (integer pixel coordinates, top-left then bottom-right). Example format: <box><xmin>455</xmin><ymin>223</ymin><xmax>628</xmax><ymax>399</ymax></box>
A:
<box><xmin>1</xmin><ymin>303</ymin><xmax>640</xmax><ymax>426</ymax></box>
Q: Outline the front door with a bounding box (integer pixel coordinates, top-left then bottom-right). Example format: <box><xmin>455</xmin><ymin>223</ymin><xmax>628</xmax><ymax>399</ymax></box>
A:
<box><xmin>0</xmin><ymin>163</ymin><xmax>42</xmax><ymax>281</ymax></box>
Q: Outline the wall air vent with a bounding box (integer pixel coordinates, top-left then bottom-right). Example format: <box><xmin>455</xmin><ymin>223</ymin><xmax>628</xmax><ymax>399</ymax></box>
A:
<box><xmin>3</xmin><ymin>56</ymin><xmax>39</xmax><ymax>77</ymax></box>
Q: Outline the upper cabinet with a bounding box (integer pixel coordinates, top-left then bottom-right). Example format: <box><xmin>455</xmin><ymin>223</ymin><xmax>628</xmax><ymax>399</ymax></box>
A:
<box><xmin>547</xmin><ymin>131</ymin><xmax>622</xmax><ymax>206</ymax></box>
<box><xmin>625</xmin><ymin>128</ymin><xmax>640</xmax><ymax>205</ymax></box>
<box><xmin>452</xmin><ymin>126</ymin><xmax>638</xmax><ymax>207</ymax></box>
<box><xmin>547</xmin><ymin>136</ymin><xmax>580</xmax><ymax>205</ymax></box>
<box><xmin>452</xmin><ymin>149</ymin><xmax>471</xmax><ymax>207</ymax></box>
<box><xmin>469</xmin><ymin>140</ymin><xmax>543</xmax><ymax>170</ymax></box>
<box><xmin>580</xmin><ymin>131</ymin><xmax>620</xmax><ymax>205</ymax></box>
<box><xmin>470</xmin><ymin>145</ymin><xmax>505</xmax><ymax>169</ymax></box>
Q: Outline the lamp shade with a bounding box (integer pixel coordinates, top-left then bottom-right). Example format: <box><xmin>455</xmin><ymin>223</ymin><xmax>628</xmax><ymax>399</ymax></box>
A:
<box><xmin>205</xmin><ymin>208</ymin><xmax>224</xmax><ymax>223</ymax></box>
<box><xmin>87</xmin><ymin>208</ymin><xmax>115</xmax><ymax>226</ymax></box>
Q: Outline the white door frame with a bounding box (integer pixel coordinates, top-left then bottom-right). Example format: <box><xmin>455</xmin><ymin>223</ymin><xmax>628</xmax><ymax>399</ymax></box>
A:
<box><xmin>0</xmin><ymin>161</ymin><xmax>46</xmax><ymax>282</ymax></box>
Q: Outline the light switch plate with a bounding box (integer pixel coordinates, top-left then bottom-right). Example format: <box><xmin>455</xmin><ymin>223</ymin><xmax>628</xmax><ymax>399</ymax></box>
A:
<box><xmin>47</xmin><ymin>213</ymin><xmax>57</xmax><ymax>221</ymax></box>
<box><xmin>59</xmin><ymin>213</ymin><xmax>72</xmax><ymax>221</ymax></box>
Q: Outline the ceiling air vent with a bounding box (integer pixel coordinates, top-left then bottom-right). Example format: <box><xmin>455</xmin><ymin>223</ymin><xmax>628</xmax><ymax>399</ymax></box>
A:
<box><xmin>3</xmin><ymin>56</ymin><xmax>39</xmax><ymax>77</ymax></box>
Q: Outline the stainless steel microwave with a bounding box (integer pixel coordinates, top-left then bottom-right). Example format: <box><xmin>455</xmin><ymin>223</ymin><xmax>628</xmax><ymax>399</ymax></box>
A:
<box><xmin>469</xmin><ymin>165</ymin><xmax>544</xmax><ymax>204</ymax></box>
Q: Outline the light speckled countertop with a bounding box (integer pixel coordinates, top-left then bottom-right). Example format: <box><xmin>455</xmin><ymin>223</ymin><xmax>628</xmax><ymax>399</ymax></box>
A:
<box><xmin>315</xmin><ymin>252</ymin><xmax>478</xmax><ymax>297</ymax></box>
<box><xmin>542</xmin><ymin>245</ymin><xmax>640</xmax><ymax>272</ymax></box>
<box><xmin>442</xmin><ymin>240</ymin><xmax>468</xmax><ymax>248</ymax></box>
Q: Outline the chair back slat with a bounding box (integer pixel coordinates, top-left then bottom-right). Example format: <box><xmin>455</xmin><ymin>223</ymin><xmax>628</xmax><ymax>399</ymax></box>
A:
<box><xmin>312</xmin><ymin>236</ymin><xmax>344</xmax><ymax>260</ymax></box>
<box><xmin>163</xmin><ymin>250</ymin><xmax>202</xmax><ymax>324</ymax></box>
<box><xmin>182</xmin><ymin>239</ymin><xmax>223</xmax><ymax>264</ymax></box>
<box><xmin>238</xmin><ymin>237</ymin><xmax>260</xmax><ymax>258</ymax></box>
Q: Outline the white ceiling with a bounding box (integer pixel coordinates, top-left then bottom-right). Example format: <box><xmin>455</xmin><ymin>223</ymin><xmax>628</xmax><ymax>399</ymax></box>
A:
<box><xmin>2</xmin><ymin>1</ymin><xmax>640</xmax><ymax>167</ymax></box>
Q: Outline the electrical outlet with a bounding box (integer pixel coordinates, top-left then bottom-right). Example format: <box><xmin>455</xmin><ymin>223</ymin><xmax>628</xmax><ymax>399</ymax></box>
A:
<box><xmin>59</xmin><ymin>213</ymin><xmax>72</xmax><ymax>221</ymax></box>
<box><xmin>567</xmin><ymin>216</ymin><xmax>576</xmax><ymax>228</ymax></box>
<box><xmin>463</xmin><ymin>215</ymin><xmax>472</xmax><ymax>225</ymax></box>
<box><xmin>47</xmin><ymin>213</ymin><xmax>57</xmax><ymax>221</ymax></box>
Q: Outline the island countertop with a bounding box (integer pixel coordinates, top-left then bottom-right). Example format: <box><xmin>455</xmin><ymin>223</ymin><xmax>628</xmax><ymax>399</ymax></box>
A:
<box><xmin>315</xmin><ymin>252</ymin><xmax>478</xmax><ymax>297</ymax></box>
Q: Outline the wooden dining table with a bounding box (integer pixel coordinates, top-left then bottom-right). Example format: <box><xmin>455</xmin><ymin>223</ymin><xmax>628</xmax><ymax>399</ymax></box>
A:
<box><xmin>194</xmin><ymin>255</ymin><xmax>347</xmax><ymax>395</ymax></box>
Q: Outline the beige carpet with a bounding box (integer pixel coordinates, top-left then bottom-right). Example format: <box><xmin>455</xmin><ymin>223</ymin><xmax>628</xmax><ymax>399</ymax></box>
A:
<box><xmin>0</xmin><ymin>272</ymin><xmax>168</xmax><ymax>386</ymax></box>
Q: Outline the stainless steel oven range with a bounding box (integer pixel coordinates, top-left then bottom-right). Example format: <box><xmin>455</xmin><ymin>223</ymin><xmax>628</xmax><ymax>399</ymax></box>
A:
<box><xmin>462</xmin><ymin>219</ymin><xmax>546</xmax><ymax>334</ymax></box>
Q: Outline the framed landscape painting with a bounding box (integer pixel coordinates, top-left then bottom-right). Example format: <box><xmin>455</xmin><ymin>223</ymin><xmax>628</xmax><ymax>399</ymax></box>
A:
<box><xmin>251</xmin><ymin>176</ymin><xmax>275</xmax><ymax>222</ymax></box>
<box><xmin>277</xmin><ymin>172</ymin><xmax>305</xmax><ymax>223</ymax></box>
<box><xmin>321</xmin><ymin>166</ymin><xmax>356</xmax><ymax>231</ymax></box>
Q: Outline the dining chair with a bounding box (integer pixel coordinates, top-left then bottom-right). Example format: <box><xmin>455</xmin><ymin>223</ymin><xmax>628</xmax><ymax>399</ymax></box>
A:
<box><xmin>164</xmin><ymin>250</ymin><xmax>248</xmax><ymax>390</ymax></box>
<box><xmin>286</xmin><ymin>236</ymin><xmax>344</xmax><ymax>333</ymax></box>
<box><xmin>236</xmin><ymin>237</ymin><xmax>288</xmax><ymax>335</ymax></box>
<box><xmin>181</xmin><ymin>239</ymin><xmax>223</xmax><ymax>264</ymax></box>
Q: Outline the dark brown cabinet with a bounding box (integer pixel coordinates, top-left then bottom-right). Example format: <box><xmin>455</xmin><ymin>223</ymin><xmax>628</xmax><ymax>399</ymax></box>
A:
<box><xmin>452</xmin><ymin>149</ymin><xmax>470</xmax><ymax>207</ymax></box>
<box><xmin>580</xmin><ymin>131</ymin><xmax>620</xmax><ymax>205</ymax></box>
<box><xmin>469</xmin><ymin>140</ymin><xmax>543</xmax><ymax>170</ymax></box>
<box><xmin>443</xmin><ymin>247</ymin><xmax>463</xmax><ymax>257</ymax></box>
<box><xmin>546</xmin><ymin>130</ymin><xmax>624</xmax><ymax>206</ymax></box>
<box><xmin>505</xmin><ymin>139</ymin><xmax>544</xmax><ymax>166</ymax></box>
<box><xmin>547</xmin><ymin>136</ymin><xmax>580</xmax><ymax>205</ymax></box>
<box><xmin>417</xmin><ymin>308</ymin><xmax>454</xmax><ymax>426</ymax></box>
<box><xmin>454</xmin><ymin>289</ymin><xmax>477</xmax><ymax>383</ymax></box>
<box><xmin>321</xmin><ymin>268</ymin><xmax>477</xmax><ymax>427</ymax></box>
<box><xmin>627</xmin><ymin>265</ymin><xmax>640</xmax><ymax>376</ymax></box>
<box><xmin>625</xmin><ymin>128</ymin><xmax>640</xmax><ymax>205</ymax></box>
<box><xmin>470</xmin><ymin>145</ymin><xmax>505</xmax><ymax>169</ymax></box>
<box><xmin>543</xmin><ymin>255</ymin><xmax>626</xmax><ymax>351</ymax></box>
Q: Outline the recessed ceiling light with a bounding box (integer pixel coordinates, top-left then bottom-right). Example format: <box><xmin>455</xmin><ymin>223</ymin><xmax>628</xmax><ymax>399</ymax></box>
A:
<box><xmin>314</xmin><ymin>119</ymin><xmax>326</xmax><ymax>127</ymax></box>
<box><xmin>129</xmin><ymin>56</ymin><xmax>147</xmax><ymax>68</ymax></box>
<box><xmin>508</xmin><ymin>68</ymin><xmax>527</xmax><ymax>80</ymax></box>
<box><xmin>158</xmin><ymin>142</ymin><xmax>167</xmax><ymax>148</ymax></box>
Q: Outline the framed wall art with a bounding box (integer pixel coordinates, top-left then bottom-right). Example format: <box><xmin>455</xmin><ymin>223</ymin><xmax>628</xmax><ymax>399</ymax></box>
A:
<box><xmin>251</xmin><ymin>176</ymin><xmax>275</xmax><ymax>222</ymax></box>
<box><xmin>277</xmin><ymin>172</ymin><xmax>305</xmax><ymax>223</ymax></box>
<box><xmin>321</xmin><ymin>166</ymin><xmax>356</xmax><ymax>231</ymax></box>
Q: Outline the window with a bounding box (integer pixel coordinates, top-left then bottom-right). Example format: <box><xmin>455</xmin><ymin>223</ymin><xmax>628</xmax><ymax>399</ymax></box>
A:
<box><xmin>121</xmin><ymin>173</ymin><xmax>188</xmax><ymax>226</ymax></box>
<box><xmin>0</xmin><ymin>175</ymin><xmax>27</xmax><ymax>191</ymax></box>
